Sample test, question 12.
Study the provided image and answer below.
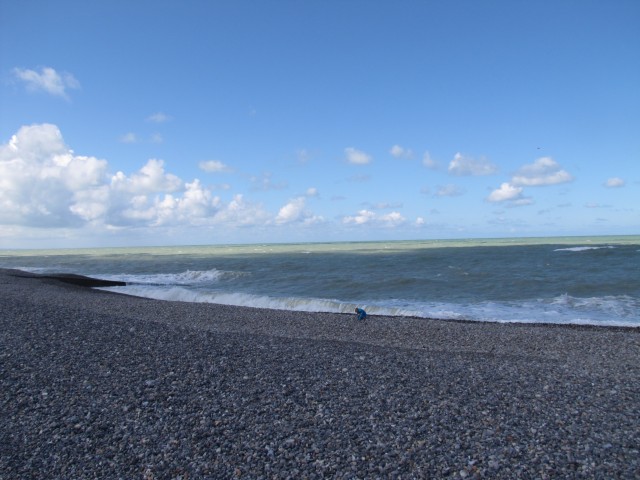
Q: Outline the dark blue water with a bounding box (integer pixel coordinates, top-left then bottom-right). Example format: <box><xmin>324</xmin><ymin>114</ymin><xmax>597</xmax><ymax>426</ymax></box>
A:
<box><xmin>2</xmin><ymin>239</ymin><xmax>638</xmax><ymax>326</ymax></box>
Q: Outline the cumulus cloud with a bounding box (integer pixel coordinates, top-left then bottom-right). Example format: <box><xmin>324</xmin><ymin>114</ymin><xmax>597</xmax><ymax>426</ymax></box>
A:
<box><xmin>343</xmin><ymin>209</ymin><xmax>375</xmax><ymax>225</ymax></box>
<box><xmin>13</xmin><ymin>67</ymin><xmax>80</xmax><ymax>99</ymax></box>
<box><xmin>390</xmin><ymin>145</ymin><xmax>413</xmax><ymax>159</ymax></box>
<box><xmin>343</xmin><ymin>209</ymin><xmax>405</xmax><ymax>227</ymax></box>
<box><xmin>0</xmin><ymin>124</ymin><xmax>274</xmax><ymax>231</ymax></box>
<box><xmin>604</xmin><ymin>177</ymin><xmax>625</xmax><ymax>188</ymax></box>
<box><xmin>120</xmin><ymin>132</ymin><xmax>138</xmax><ymax>144</ymax></box>
<box><xmin>511</xmin><ymin>157</ymin><xmax>573</xmax><ymax>186</ymax></box>
<box><xmin>275</xmin><ymin>197</ymin><xmax>323</xmax><ymax>225</ymax></box>
<box><xmin>111</xmin><ymin>159</ymin><xmax>182</xmax><ymax>194</ymax></box>
<box><xmin>487</xmin><ymin>182</ymin><xmax>523</xmax><ymax>203</ymax></box>
<box><xmin>212</xmin><ymin>194</ymin><xmax>269</xmax><ymax>227</ymax></box>
<box><xmin>199</xmin><ymin>160</ymin><xmax>232</xmax><ymax>173</ymax></box>
<box><xmin>422</xmin><ymin>151</ymin><xmax>438</xmax><ymax>169</ymax></box>
<box><xmin>149</xmin><ymin>180</ymin><xmax>221</xmax><ymax>226</ymax></box>
<box><xmin>114</xmin><ymin>181</ymin><xmax>220</xmax><ymax>227</ymax></box>
<box><xmin>345</xmin><ymin>147</ymin><xmax>372</xmax><ymax>165</ymax></box>
<box><xmin>0</xmin><ymin>124</ymin><xmax>108</xmax><ymax>227</ymax></box>
<box><xmin>379</xmin><ymin>211</ymin><xmax>405</xmax><ymax>226</ymax></box>
<box><xmin>275</xmin><ymin>197</ymin><xmax>306</xmax><ymax>224</ymax></box>
<box><xmin>486</xmin><ymin>157</ymin><xmax>572</xmax><ymax>205</ymax></box>
<box><xmin>448</xmin><ymin>153</ymin><xmax>497</xmax><ymax>176</ymax></box>
<box><xmin>147</xmin><ymin>112</ymin><xmax>171</xmax><ymax>123</ymax></box>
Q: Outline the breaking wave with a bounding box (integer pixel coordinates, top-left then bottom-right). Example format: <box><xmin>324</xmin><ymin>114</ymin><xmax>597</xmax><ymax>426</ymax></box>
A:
<box><xmin>100</xmin><ymin>284</ymin><xmax>640</xmax><ymax>327</ymax></box>
<box><xmin>554</xmin><ymin>246</ymin><xmax>616</xmax><ymax>252</ymax></box>
<box><xmin>97</xmin><ymin>268</ymin><xmax>240</xmax><ymax>286</ymax></box>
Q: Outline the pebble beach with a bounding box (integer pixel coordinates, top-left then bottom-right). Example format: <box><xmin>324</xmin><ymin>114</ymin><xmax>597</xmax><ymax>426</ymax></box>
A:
<box><xmin>1</xmin><ymin>268</ymin><xmax>639</xmax><ymax>479</ymax></box>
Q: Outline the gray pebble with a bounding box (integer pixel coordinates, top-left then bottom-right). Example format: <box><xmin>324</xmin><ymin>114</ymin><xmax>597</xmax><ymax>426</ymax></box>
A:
<box><xmin>1</xmin><ymin>269</ymin><xmax>639</xmax><ymax>478</ymax></box>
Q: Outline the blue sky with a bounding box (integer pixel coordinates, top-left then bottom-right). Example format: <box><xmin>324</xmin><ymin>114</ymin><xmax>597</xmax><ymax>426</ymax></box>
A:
<box><xmin>1</xmin><ymin>0</ymin><xmax>638</xmax><ymax>248</ymax></box>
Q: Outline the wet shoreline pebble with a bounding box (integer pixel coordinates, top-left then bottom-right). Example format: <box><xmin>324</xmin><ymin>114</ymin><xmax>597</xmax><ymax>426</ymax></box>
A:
<box><xmin>1</xmin><ymin>269</ymin><xmax>639</xmax><ymax>478</ymax></box>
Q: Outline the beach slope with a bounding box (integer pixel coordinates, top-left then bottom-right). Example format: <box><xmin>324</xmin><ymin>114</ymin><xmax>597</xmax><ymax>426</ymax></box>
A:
<box><xmin>1</xmin><ymin>269</ymin><xmax>639</xmax><ymax>478</ymax></box>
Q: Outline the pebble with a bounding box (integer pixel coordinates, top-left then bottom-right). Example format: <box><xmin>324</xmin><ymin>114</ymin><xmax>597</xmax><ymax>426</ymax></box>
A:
<box><xmin>1</xmin><ymin>269</ymin><xmax>639</xmax><ymax>478</ymax></box>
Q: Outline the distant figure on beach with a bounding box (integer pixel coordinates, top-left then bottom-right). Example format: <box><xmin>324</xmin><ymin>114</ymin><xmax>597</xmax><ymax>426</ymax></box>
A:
<box><xmin>355</xmin><ymin>307</ymin><xmax>367</xmax><ymax>321</ymax></box>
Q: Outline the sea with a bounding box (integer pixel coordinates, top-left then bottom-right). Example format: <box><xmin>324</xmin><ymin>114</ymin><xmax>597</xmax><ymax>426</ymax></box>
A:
<box><xmin>1</xmin><ymin>236</ymin><xmax>639</xmax><ymax>327</ymax></box>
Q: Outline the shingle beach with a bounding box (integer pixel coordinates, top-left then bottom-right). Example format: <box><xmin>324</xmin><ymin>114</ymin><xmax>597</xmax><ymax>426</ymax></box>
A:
<box><xmin>1</xmin><ymin>268</ymin><xmax>639</xmax><ymax>479</ymax></box>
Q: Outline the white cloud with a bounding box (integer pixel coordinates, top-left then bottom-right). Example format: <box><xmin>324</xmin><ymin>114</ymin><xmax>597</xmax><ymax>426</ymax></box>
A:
<box><xmin>487</xmin><ymin>182</ymin><xmax>523</xmax><ymax>203</ymax></box>
<box><xmin>0</xmin><ymin>124</ymin><xmax>108</xmax><ymax>227</ymax></box>
<box><xmin>147</xmin><ymin>112</ymin><xmax>171</xmax><ymax>123</ymax></box>
<box><xmin>345</xmin><ymin>147</ymin><xmax>372</xmax><ymax>165</ymax></box>
<box><xmin>3</xmin><ymin>124</ymin><xmax>359</xmax><ymax>236</ymax></box>
<box><xmin>275</xmin><ymin>197</ymin><xmax>323</xmax><ymax>225</ymax></box>
<box><xmin>100</xmin><ymin>159</ymin><xmax>213</xmax><ymax>228</ymax></box>
<box><xmin>275</xmin><ymin>197</ymin><xmax>306</xmax><ymax>224</ymax></box>
<box><xmin>511</xmin><ymin>157</ymin><xmax>573</xmax><ymax>186</ymax></box>
<box><xmin>121</xmin><ymin>133</ymin><xmax>165</xmax><ymax>144</ymax></box>
<box><xmin>212</xmin><ymin>194</ymin><xmax>269</xmax><ymax>227</ymax></box>
<box><xmin>152</xmin><ymin>180</ymin><xmax>221</xmax><ymax>226</ymax></box>
<box><xmin>422</xmin><ymin>151</ymin><xmax>438</xmax><ymax>169</ymax></box>
<box><xmin>448</xmin><ymin>153</ymin><xmax>497</xmax><ymax>176</ymax></box>
<box><xmin>0</xmin><ymin>124</ymin><xmax>276</xmax><ymax>230</ymax></box>
<box><xmin>604</xmin><ymin>177</ymin><xmax>625</xmax><ymax>188</ymax></box>
<box><xmin>68</xmin><ymin>186</ymin><xmax>110</xmax><ymax>221</ymax></box>
<box><xmin>510</xmin><ymin>198</ymin><xmax>534</xmax><ymax>207</ymax></box>
<box><xmin>199</xmin><ymin>160</ymin><xmax>232</xmax><ymax>173</ymax></box>
<box><xmin>343</xmin><ymin>209</ymin><xmax>375</xmax><ymax>225</ymax></box>
<box><xmin>390</xmin><ymin>145</ymin><xmax>413</xmax><ymax>159</ymax></box>
<box><xmin>342</xmin><ymin>209</ymin><xmax>406</xmax><ymax>227</ymax></box>
<box><xmin>120</xmin><ymin>132</ymin><xmax>138</xmax><ymax>144</ymax></box>
<box><xmin>435</xmin><ymin>184</ymin><xmax>464</xmax><ymax>197</ymax></box>
<box><xmin>415</xmin><ymin>217</ymin><xmax>426</xmax><ymax>226</ymax></box>
<box><xmin>379</xmin><ymin>211</ymin><xmax>406</xmax><ymax>226</ymax></box>
<box><xmin>111</xmin><ymin>159</ymin><xmax>182</xmax><ymax>194</ymax></box>
<box><xmin>13</xmin><ymin>67</ymin><xmax>80</xmax><ymax>99</ymax></box>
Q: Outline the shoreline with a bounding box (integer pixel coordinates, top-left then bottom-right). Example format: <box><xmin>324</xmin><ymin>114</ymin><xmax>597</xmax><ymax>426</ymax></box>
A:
<box><xmin>2</xmin><ymin>268</ymin><xmax>639</xmax><ymax>477</ymax></box>
<box><xmin>5</xmin><ymin>268</ymin><xmax>638</xmax><ymax>331</ymax></box>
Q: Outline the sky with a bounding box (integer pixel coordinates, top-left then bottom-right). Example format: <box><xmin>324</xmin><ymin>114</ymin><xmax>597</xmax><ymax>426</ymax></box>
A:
<box><xmin>1</xmin><ymin>0</ymin><xmax>639</xmax><ymax>248</ymax></box>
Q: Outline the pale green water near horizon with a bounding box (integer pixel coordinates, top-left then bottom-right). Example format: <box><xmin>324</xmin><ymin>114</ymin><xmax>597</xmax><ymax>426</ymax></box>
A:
<box><xmin>2</xmin><ymin>234</ymin><xmax>639</xmax><ymax>327</ymax></box>
<box><xmin>1</xmin><ymin>234</ymin><xmax>638</xmax><ymax>257</ymax></box>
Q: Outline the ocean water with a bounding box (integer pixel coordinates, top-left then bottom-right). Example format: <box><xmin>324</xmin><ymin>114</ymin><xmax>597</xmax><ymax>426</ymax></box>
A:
<box><xmin>1</xmin><ymin>236</ymin><xmax>639</xmax><ymax>327</ymax></box>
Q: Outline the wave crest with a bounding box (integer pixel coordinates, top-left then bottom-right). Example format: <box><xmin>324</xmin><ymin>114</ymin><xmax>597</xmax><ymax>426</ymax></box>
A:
<box><xmin>554</xmin><ymin>246</ymin><xmax>615</xmax><ymax>252</ymax></box>
<box><xmin>98</xmin><ymin>268</ymin><xmax>238</xmax><ymax>286</ymax></box>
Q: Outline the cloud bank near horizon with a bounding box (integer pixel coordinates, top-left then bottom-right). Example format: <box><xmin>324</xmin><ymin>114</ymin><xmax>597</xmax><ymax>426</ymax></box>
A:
<box><xmin>0</xmin><ymin>124</ymin><xmax>412</xmax><ymax>238</ymax></box>
<box><xmin>1</xmin><ymin>122</ymin><xmax>631</xmax><ymax>246</ymax></box>
<box><xmin>0</xmin><ymin>124</ymin><xmax>268</xmax><ymax>231</ymax></box>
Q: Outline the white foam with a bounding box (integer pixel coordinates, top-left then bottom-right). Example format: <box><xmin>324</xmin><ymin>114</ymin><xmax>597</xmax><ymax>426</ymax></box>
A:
<box><xmin>96</xmin><ymin>268</ymin><xmax>237</xmax><ymax>286</ymax></box>
<box><xmin>102</xmin><ymin>285</ymin><xmax>358</xmax><ymax>313</ymax></box>
<box><xmin>554</xmin><ymin>246</ymin><xmax>615</xmax><ymax>252</ymax></box>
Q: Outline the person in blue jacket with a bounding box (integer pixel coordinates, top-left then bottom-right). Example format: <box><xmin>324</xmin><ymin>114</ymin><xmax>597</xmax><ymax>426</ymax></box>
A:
<box><xmin>355</xmin><ymin>307</ymin><xmax>367</xmax><ymax>321</ymax></box>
